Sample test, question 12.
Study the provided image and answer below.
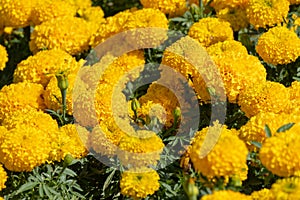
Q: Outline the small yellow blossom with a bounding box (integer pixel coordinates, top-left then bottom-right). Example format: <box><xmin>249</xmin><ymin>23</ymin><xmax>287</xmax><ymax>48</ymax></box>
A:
<box><xmin>201</xmin><ymin>190</ymin><xmax>252</xmax><ymax>200</ymax></box>
<box><xmin>251</xmin><ymin>188</ymin><xmax>273</xmax><ymax>200</ymax></box>
<box><xmin>216</xmin><ymin>7</ymin><xmax>249</xmax><ymax>31</ymax></box>
<box><xmin>270</xmin><ymin>177</ymin><xmax>300</xmax><ymax>199</ymax></box>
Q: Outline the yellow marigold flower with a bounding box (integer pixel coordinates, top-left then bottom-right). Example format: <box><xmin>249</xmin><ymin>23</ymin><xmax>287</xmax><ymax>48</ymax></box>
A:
<box><xmin>190</xmin><ymin>121</ymin><xmax>248</xmax><ymax>182</ymax></box>
<box><xmin>0</xmin><ymin>125</ymin><xmax>52</xmax><ymax>172</ymax></box>
<box><xmin>31</xmin><ymin>0</ymin><xmax>77</xmax><ymax>25</ymax></box>
<box><xmin>0</xmin><ymin>45</ymin><xmax>8</xmax><ymax>71</ymax></box>
<box><xmin>209</xmin><ymin>53</ymin><xmax>267</xmax><ymax>103</ymax></box>
<box><xmin>216</xmin><ymin>7</ymin><xmax>249</xmax><ymax>31</ymax></box>
<box><xmin>118</xmin><ymin>130</ymin><xmax>165</xmax><ymax>168</ymax></box>
<box><xmin>207</xmin><ymin>40</ymin><xmax>248</xmax><ymax>58</ymax></box>
<box><xmin>140</xmin><ymin>0</ymin><xmax>187</xmax><ymax>17</ymax></box>
<box><xmin>30</xmin><ymin>16</ymin><xmax>93</xmax><ymax>55</ymax></box>
<box><xmin>120</xmin><ymin>167</ymin><xmax>160</xmax><ymax>199</ymax></box>
<box><xmin>162</xmin><ymin>36</ymin><xmax>225</xmax><ymax>102</ymax></box>
<box><xmin>246</xmin><ymin>0</ymin><xmax>290</xmax><ymax>29</ymax></box>
<box><xmin>55</xmin><ymin>124</ymin><xmax>89</xmax><ymax>160</ymax></box>
<box><xmin>14</xmin><ymin>49</ymin><xmax>83</xmax><ymax>87</ymax></box>
<box><xmin>211</xmin><ymin>0</ymin><xmax>249</xmax><ymax>11</ymax></box>
<box><xmin>260</xmin><ymin>125</ymin><xmax>300</xmax><ymax>177</ymax></box>
<box><xmin>188</xmin><ymin>18</ymin><xmax>233</xmax><ymax>48</ymax></box>
<box><xmin>287</xmin><ymin>81</ymin><xmax>300</xmax><ymax>114</ymax></box>
<box><xmin>238</xmin><ymin>81</ymin><xmax>289</xmax><ymax>117</ymax></box>
<box><xmin>270</xmin><ymin>177</ymin><xmax>300</xmax><ymax>199</ymax></box>
<box><xmin>0</xmin><ymin>164</ymin><xmax>7</xmax><ymax>191</ymax></box>
<box><xmin>0</xmin><ymin>82</ymin><xmax>45</xmax><ymax>121</ymax></box>
<box><xmin>201</xmin><ymin>190</ymin><xmax>251</xmax><ymax>200</ymax></box>
<box><xmin>77</xmin><ymin>6</ymin><xmax>105</xmax><ymax>23</ymax></box>
<box><xmin>251</xmin><ymin>188</ymin><xmax>273</xmax><ymax>200</ymax></box>
<box><xmin>43</xmin><ymin>74</ymin><xmax>87</xmax><ymax>115</ymax></box>
<box><xmin>256</xmin><ymin>26</ymin><xmax>300</xmax><ymax>65</ymax></box>
<box><xmin>0</xmin><ymin>0</ymin><xmax>36</xmax><ymax>28</ymax></box>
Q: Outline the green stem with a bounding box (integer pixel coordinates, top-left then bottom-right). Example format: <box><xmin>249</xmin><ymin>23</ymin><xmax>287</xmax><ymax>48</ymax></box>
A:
<box><xmin>61</xmin><ymin>89</ymin><xmax>67</xmax><ymax>123</ymax></box>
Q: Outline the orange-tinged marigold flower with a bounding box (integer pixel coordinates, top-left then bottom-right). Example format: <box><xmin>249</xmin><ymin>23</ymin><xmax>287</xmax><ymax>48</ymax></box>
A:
<box><xmin>256</xmin><ymin>26</ymin><xmax>300</xmax><ymax>65</ymax></box>
<box><xmin>0</xmin><ymin>45</ymin><xmax>8</xmax><ymax>71</ymax></box>
<box><xmin>120</xmin><ymin>167</ymin><xmax>160</xmax><ymax>199</ymax></box>
<box><xmin>14</xmin><ymin>49</ymin><xmax>83</xmax><ymax>87</ymax></box>
<box><xmin>140</xmin><ymin>0</ymin><xmax>187</xmax><ymax>17</ymax></box>
<box><xmin>188</xmin><ymin>17</ymin><xmax>233</xmax><ymax>47</ymax></box>
<box><xmin>246</xmin><ymin>0</ymin><xmax>290</xmax><ymax>29</ymax></box>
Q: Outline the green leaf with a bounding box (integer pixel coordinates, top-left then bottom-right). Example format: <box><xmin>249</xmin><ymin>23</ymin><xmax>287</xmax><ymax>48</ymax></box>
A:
<box><xmin>250</xmin><ymin>141</ymin><xmax>262</xmax><ymax>149</ymax></box>
<box><xmin>39</xmin><ymin>184</ymin><xmax>44</xmax><ymax>198</ymax></box>
<box><xmin>277</xmin><ymin>123</ymin><xmax>295</xmax><ymax>133</ymax></box>
<box><xmin>16</xmin><ymin>182</ymin><xmax>38</xmax><ymax>194</ymax></box>
<box><xmin>103</xmin><ymin>169</ymin><xmax>116</xmax><ymax>191</ymax></box>
<box><xmin>264</xmin><ymin>124</ymin><xmax>272</xmax><ymax>138</ymax></box>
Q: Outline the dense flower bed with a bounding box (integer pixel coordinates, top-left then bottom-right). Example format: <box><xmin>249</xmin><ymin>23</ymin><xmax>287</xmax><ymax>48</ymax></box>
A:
<box><xmin>0</xmin><ymin>0</ymin><xmax>300</xmax><ymax>199</ymax></box>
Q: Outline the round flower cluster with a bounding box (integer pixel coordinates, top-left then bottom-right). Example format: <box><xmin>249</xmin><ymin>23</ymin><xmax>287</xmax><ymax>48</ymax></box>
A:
<box><xmin>259</xmin><ymin>124</ymin><xmax>300</xmax><ymax>177</ymax></box>
<box><xmin>0</xmin><ymin>82</ymin><xmax>45</xmax><ymax>121</ymax></box>
<box><xmin>0</xmin><ymin>163</ymin><xmax>7</xmax><ymax>191</ymax></box>
<box><xmin>246</xmin><ymin>0</ymin><xmax>290</xmax><ymax>29</ymax></box>
<box><xmin>239</xmin><ymin>112</ymin><xmax>300</xmax><ymax>151</ymax></box>
<box><xmin>238</xmin><ymin>81</ymin><xmax>290</xmax><ymax>117</ymax></box>
<box><xmin>29</xmin><ymin>16</ymin><xmax>93</xmax><ymax>55</ymax></box>
<box><xmin>14</xmin><ymin>49</ymin><xmax>83</xmax><ymax>87</ymax></box>
<box><xmin>256</xmin><ymin>26</ymin><xmax>300</xmax><ymax>65</ymax></box>
<box><xmin>269</xmin><ymin>177</ymin><xmax>300</xmax><ymax>199</ymax></box>
<box><xmin>120</xmin><ymin>167</ymin><xmax>160</xmax><ymax>199</ymax></box>
<box><xmin>139</xmin><ymin>0</ymin><xmax>187</xmax><ymax>17</ymax></box>
<box><xmin>118</xmin><ymin>130</ymin><xmax>165</xmax><ymax>168</ymax></box>
<box><xmin>216</xmin><ymin>7</ymin><xmax>249</xmax><ymax>31</ymax></box>
<box><xmin>251</xmin><ymin>188</ymin><xmax>273</xmax><ymax>200</ymax></box>
<box><xmin>0</xmin><ymin>45</ymin><xmax>7</xmax><ymax>71</ymax></box>
<box><xmin>201</xmin><ymin>190</ymin><xmax>251</xmax><ymax>200</ymax></box>
<box><xmin>190</xmin><ymin>121</ymin><xmax>248</xmax><ymax>182</ymax></box>
<box><xmin>188</xmin><ymin>17</ymin><xmax>234</xmax><ymax>47</ymax></box>
<box><xmin>209</xmin><ymin>0</ymin><xmax>249</xmax><ymax>11</ymax></box>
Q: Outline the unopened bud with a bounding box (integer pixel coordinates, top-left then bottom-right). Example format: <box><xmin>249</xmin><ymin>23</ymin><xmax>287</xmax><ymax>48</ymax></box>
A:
<box><xmin>131</xmin><ymin>98</ymin><xmax>140</xmax><ymax>112</ymax></box>
<box><xmin>56</xmin><ymin>72</ymin><xmax>69</xmax><ymax>91</ymax></box>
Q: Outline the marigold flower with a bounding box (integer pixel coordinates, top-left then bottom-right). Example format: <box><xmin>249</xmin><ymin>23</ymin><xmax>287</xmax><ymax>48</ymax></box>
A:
<box><xmin>251</xmin><ymin>188</ymin><xmax>273</xmax><ymax>200</ymax></box>
<box><xmin>118</xmin><ymin>130</ymin><xmax>165</xmax><ymax>168</ymax></box>
<box><xmin>0</xmin><ymin>0</ymin><xmax>36</xmax><ymax>28</ymax></box>
<box><xmin>287</xmin><ymin>81</ymin><xmax>300</xmax><ymax>114</ymax></box>
<box><xmin>63</xmin><ymin>0</ymin><xmax>92</xmax><ymax>9</ymax></box>
<box><xmin>190</xmin><ymin>121</ymin><xmax>248</xmax><ymax>182</ymax></box>
<box><xmin>120</xmin><ymin>167</ymin><xmax>160</xmax><ymax>199</ymax></box>
<box><xmin>216</xmin><ymin>7</ymin><xmax>249</xmax><ymax>31</ymax></box>
<box><xmin>270</xmin><ymin>177</ymin><xmax>300</xmax><ymax>199</ymax></box>
<box><xmin>201</xmin><ymin>190</ymin><xmax>251</xmax><ymax>200</ymax></box>
<box><xmin>246</xmin><ymin>0</ymin><xmax>290</xmax><ymax>29</ymax></box>
<box><xmin>260</xmin><ymin>125</ymin><xmax>300</xmax><ymax>177</ymax></box>
<box><xmin>139</xmin><ymin>0</ymin><xmax>187</xmax><ymax>17</ymax></box>
<box><xmin>30</xmin><ymin>16</ymin><xmax>93</xmax><ymax>55</ymax></box>
<box><xmin>239</xmin><ymin>112</ymin><xmax>300</xmax><ymax>151</ymax></box>
<box><xmin>0</xmin><ymin>125</ymin><xmax>52</xmax><ymax>172</ymax></box>
<box><xmin>31</xmin><ymin>0</ymin><xmax>77</xmax><ymax>25</ymax></box>
<box><xmin>0</xmin><ymin>45</ymin><xmax>8</xmax><ymax>71</ymax></box>
<box><xmin>0</xmin><ymin>163</ymin><xmax>7</xmax><ymax>191</ymax></box>
<box><xmin>14</xmin><ymin>49</ymin><xmax>83</xmax><ymax>87</ymax></box>
<box><xmin>188</xmin><ymin>18</ymin><xmax>233</xmax><ymax>47</ymax></box>
<box><xmin>0</xmin><ymin>82</ymin><xmax>45</xmax><ymax>121</ymax></box>
<box><xmin>256</xmin><ymin>26</ymin><xmax>300</xmax><ymax>65</ymax></box>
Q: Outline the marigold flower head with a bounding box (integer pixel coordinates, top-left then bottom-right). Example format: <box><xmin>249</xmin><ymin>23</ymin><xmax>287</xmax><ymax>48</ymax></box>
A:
<box><xmin>0</xmin><ymin>82</ymin><xmax>45</xmax><ymax>121</ymax></box>
<box><xmin>256</xmin><ymin>26</ymin><xmax>300</xmax><ymax>65</ymax></box>
<box><xmin>118</xmin><ymin>130</ymin><xmax>165</xmax><ymax>168</ymax></box>
<box><xmin>190</xmin><ymin>121</ymin><xmax>248</xmax><ymax>181</ymax></box>
<box><xmin>0</xmin><ymin>45</ymin><xmax>8</xmax><ymax>71</ymax></box>
<box><xmin>216</xmin><ymin>7</ymin><xmax>249</xmax><ymax>31</ymax></box>
<box><xmin>251</xmin><ymin>188</ymin><xmax>273</xmax><ymax>200</ymax></box>
<box><xmin>201</xmin><ymin>190</ymin><xmax>251</xmax><ymax>200</ymax></box>
<box><xmin>140</xmin><ymin>0</ymin><xmax>187</xmax><ymax>17</ymax></box>
<box><xmin>120</xmin><ymin>167</ymin><xmax>160</xmax><ymax>199</ymax></box>
<box><xmin>260</xmin><ymin>125</ymin><xmax>300</xmax><ymax>177</ymax></box>
<box><xmin>31</xmin><ymin>0</ymin><xmax>77</xmax><ymax>25</ymax></box>
<box><xmin>30</xmin><ymin>16</ymin><xmax>93</xmax><ymax>55</ymax></box>
<box><xmin>188</xmin><ymin>17</ymin><xmax>233</xmax><ymax>47</ymax></box>
<box><xmin>0</xmin><ymin>125</ymin><xmax>52</xmax><ymax>172</ymax></box>
<box><xmin>14</xmin><ymin>49</ymin><xmax>83</xmax><ymax>87</ymax></box>
<box><xmin>238</xmin><ymin>81</ymin><xmax>289</xmax><ymax>117</ymax></box>
<box><xmin>0</xmin><ymin>164</ymin><xmax>7</xmax><ymax>191</ymax></box>
<box><xmin>270</xmin><ymin>177</ymin><xmax>300</xmax><ymax>199</ymax></box>
<box><xmin>0</xmin><ymin>0</ymin><xmax>36</xmax><ymax>28</ymax></box>
<box><xmin>246</xmin><ymin>0</ymin><xmax>290</xmax><ymax>29</ymax></box>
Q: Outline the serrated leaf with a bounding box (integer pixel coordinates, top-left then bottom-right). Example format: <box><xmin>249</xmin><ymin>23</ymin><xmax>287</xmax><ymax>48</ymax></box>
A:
<box><xmin>250</xmin><ymin>141</ymin><xmax>262</xmax><ymax>149</ymax></box>
<box><xmin>264</xmin><ymin>124</ymin><xmax>272</xmax><ymax>138</ymax></box>
<box><xmin>103</xmin><ymin>169</ymin><xmax>116</xmax><ymax>191</ymax></box>
<box><xmin>277</xmin><ymin>123</ymin><xmax>295</xmax><ymax>133</ymax></box>
<box><xmin>16</xmin><ymin>182</ymin><xmax>38</xmax><ymax>194</ymax></box>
